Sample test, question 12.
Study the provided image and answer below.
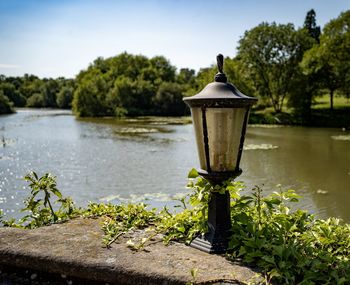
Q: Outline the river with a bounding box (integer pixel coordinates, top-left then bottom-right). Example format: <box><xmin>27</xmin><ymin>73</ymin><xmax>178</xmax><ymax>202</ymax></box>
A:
<box><xmin>1</xmin><ymin>109</ymin><xmax>349</xmax><ymax>222</ymax></box>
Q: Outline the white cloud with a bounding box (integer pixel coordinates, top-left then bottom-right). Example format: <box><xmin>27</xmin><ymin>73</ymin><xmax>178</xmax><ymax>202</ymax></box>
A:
<box><xmin>0</xmin><ymin>64</ymin><xmax>21</xmax><ymax>69</ymax></box>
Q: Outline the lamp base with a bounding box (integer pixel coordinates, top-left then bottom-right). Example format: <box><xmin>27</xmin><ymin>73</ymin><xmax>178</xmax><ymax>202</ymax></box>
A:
<box><xmin>190</xmin><ymin>191</ymin><xmax>232</xmax><ymax>254</ymax></box>
<box><xmin>190</xmin><ymin>234</ymin><xmax>229</xmax><ymax>254</ymax></box>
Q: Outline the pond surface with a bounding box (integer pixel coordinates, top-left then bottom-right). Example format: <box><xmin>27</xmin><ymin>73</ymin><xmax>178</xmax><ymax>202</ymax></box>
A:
<box><xmin>1</xmin><ymin>109</ymin><xmax>349</xmax><ymax>222</ymax></box>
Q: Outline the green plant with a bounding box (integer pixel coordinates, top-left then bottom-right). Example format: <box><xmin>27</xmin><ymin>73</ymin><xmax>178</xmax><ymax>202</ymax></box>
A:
<box><xmin>185</xmin><ymin>268</ymin><xmax>198</xmax><ymax>285</ymax></box>
<box><xmin>228</xmin><ymin>185</ymin><xmax>350</xmax><ymax>284</ymax></box>
<box><xmin>96</xmin><ymin>169</ymin><xmax>350</xmax><ymax>284</ymax></box>
<box><xmin>89</xmin><ymin>169</ymin><xmax>210</xmax><ymax>248</ymax></box>
<box><xmin>1</xmin><ymin>172</ymin><xmax>78</xmax><ymax>228</ymax></box>
<box><xmin>3</xmin><ymin>170</ymin><xmax>350</xmax><ymax>284</ymax></box>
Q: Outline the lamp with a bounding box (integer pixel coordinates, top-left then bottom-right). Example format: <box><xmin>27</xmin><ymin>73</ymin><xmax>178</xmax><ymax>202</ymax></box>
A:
<box><xmin>183</xmin><ymin>54</ymin><xmax>257</xmax><ymax>253</ymax></box>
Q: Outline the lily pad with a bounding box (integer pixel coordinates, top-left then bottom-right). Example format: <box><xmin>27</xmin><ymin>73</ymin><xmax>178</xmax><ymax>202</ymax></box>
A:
<box><xmin>331</xmin><ymin>135</ymin><xmax>350</xmax><ymax>141</ymax></box>
<box><xmin>244</xmin><ymin>144</ymin><xmax>278</xmax><ymax>150</ymax></box>
<box><xmin>115</xmin><ymin>127</ymin><xmax>159</xmax><ymax>135</ymax></box>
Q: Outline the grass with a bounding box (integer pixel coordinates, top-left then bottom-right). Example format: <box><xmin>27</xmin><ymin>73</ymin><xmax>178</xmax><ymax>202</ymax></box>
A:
<box><xmin>313</xmin><ymin>94</ymin><xmax>350</xmax><ymax>109</ymax></box>
<box><xmin>249</xmin><ymin>94</ymin><xmax>350</xmax><ymax>127</ymax></box>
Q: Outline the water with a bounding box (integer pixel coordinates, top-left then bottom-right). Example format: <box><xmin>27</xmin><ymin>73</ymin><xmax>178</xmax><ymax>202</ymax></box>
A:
<box><xmin>0</xmin><ymin>109</ymin><xmax>349</xmax><ymax>222</ymax></box>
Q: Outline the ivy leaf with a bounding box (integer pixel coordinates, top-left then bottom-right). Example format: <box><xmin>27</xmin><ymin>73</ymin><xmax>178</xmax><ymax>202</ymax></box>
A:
<box><xmin>51</xmin><ymin>188</ymin><xmax>62</xmax><ymax>199</ymax></box>
<box><xmin>188</xmin><ymin>168</ymin><xmax>199</xmax><ymax>179</ymax></box>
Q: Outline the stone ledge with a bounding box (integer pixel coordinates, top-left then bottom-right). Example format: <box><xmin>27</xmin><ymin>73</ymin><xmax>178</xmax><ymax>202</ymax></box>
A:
<box><xmin>0</xmin><ymin>218</ymin><xmax>261</xmax><ymax>285</ymax></box>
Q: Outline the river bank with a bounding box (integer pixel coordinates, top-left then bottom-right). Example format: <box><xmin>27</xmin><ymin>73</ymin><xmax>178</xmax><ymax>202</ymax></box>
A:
<box><xmin>250</xmin><ymin>107</ymin><xmax>350</xmax><ymax>128</ymax></box>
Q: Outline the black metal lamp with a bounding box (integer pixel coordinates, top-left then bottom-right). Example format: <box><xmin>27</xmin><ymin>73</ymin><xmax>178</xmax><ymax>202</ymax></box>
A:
<box><xmin>183</xmin><ymin>54</ymin><xmax>257</xmax><ymax>253</ymax></box>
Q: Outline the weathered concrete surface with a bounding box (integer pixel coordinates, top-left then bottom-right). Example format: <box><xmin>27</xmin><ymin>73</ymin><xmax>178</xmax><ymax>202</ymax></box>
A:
<box><xmin>0</xmin><ymin>218</ymin><xmax>261</xmax><ymax>284</ymax></box>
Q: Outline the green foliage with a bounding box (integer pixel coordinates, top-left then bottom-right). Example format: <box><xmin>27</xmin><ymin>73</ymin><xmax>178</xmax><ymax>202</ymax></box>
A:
<box><xmin>79</xmin><ymin>202</ymin><xmax>159</xmax><ymax>248</ymax></box>
<box><xmin>237</xmin><ymin>22</ymin><xmax>315</xmax><ymax>113</ymax></box>
<box><xmin>26</xmin><ymin>93</ymin><xmax>45</xmax><ymax>107</ymax></box>
<box><xmin>301</xmin><ymin>10</ymin><xmax>350</xmax><ymax>111</ymax></box>
<box><xmin>1</xmin><ymin>172</ymin><xmax>78</xmax><ymax>228</ymax></box>
<box><xmin>0</xmin><ymin>90</ymin><xmax>14</xmax><ymax>114</ymax></box>
<box><xmin>92</xmin><ymin>170</ymin><xmax>209</xmax><ymax>248</ymax></box>
<box><xmin>73</xmin><ymin>52</ymin><xmax>187</xmax><ymax>117</ymax></box>
<box><xmin>154</xmin><ymin>82</ymin><xmax>188</xmax><ymax>116</ymax></box>
<box><xmin>0</xmin><ymin>74</ymin><xmax>74</xmax><ymax>109</ymax></box>
<box><xmin>303</xmin><ymin>9</ymin><xmax>321</xmax><ymax>43</ymax></box>
<box><xmin>2</xmin><ymin>169</ymin><xmax>350</xmax><ymax>284</ymax></box>
<box><xmin>41</xmin><ymin>78</ymin><xmax>60</xmax><ymax>107</ymax></box>
<box><xmin>176</xmin><ymin>68</ymin><xmax>196</xmax><ymax>85</ymax></box>
<box><xmin>93</xmin><ymin>169</ymin><xmax>350</xmax><ymax>284</ymax></box>
<box><xmin>56</xmin><ymin>86</ymin><xmax>73</xmax><ymax>109</ymax></box>
<box><xmin>0</xmin><ymin>82</ymin><xmax>26</xmax><ymax>107</ymax></box>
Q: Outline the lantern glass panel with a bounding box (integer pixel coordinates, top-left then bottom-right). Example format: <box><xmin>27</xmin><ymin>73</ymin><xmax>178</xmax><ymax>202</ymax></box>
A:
<box><xmin>190</xmin><ymin>107</ymin><xmax>247</xmax><ymax>172</ymax></box>
<box><xmin>191</xmin><ymin>107</ymin><xmax>207</xmax><ymax>170</ymax></box>
<box><xmin>206</xmin><ymin>108</ymin><xmax>246</xmax><ymax>171</ymax></box>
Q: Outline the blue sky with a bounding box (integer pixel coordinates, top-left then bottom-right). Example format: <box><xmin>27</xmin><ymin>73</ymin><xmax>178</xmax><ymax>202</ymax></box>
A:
<box><xmin>0</xmin><ymin>0</ymin><xmax>349</xmax><ymax>78</ymax></box>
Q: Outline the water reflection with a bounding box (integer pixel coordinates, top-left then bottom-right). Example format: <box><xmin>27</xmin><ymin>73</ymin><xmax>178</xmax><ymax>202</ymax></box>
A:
<box><xmin>0</xmin><ymin>109</ymin><xmax>349</xmax><ymax>223</ymax></box>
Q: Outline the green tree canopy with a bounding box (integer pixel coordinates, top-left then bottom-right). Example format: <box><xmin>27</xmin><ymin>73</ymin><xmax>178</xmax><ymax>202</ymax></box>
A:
<box><xmin>301</xmin><ymin>10</ymin><xmax>350</xmax><ymax>110</ymax></box>
<box><xmin>73</xmin><ymin>52</ymin><xmax>187</xmax><ymax>117</ymax></box>
<box><xmin>304</xmin><ymin>9</ymin><xmax>321</xmax><ymax>43</ymax></box>
<box><xmin>153</xmin><ymin>82</ymin><xmax>187</xmax><ymax>116</ymax></box>
<box><xmin>0</xmin><ymin>90</ymin><xmax>14</xmax><ymax>114</ymax></box>
<box><xmin>286</xmin><ymin>10</ymin><xmax>321</xmax><ymax>122</ymax></box>
<box><xmin>0</xmin><ymin>82</ymin><xmax>26</xmax><ymax>107</ymax></box>
<box><xmin>237</xmin><ymin>22</ymin><xmax>312</xmax><ymax>113</ymax></box>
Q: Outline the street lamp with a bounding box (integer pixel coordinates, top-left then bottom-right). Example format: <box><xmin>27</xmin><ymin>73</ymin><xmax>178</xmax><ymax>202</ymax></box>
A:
<box><xmin>183</xmin><ymin>54</ymin><xmax>257</xmax><ymax>253</ymax></box>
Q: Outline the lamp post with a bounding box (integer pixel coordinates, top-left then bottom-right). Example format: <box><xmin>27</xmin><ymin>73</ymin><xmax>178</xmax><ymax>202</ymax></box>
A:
<box><xmin>183</xmin><ymin>54</ymin><xmax>257</xmax><ymax>254</ymax></box>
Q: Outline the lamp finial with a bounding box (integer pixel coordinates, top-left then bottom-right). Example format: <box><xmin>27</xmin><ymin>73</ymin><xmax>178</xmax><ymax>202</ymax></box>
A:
<box><xmin>217</xmin><ymin>54</ymin><xmax>224</xmax><ymax>74</ymax></box>
<box><xmin>215</xmin><ymin>54</ymin><xmax>227</xmax><ymax>83</ymax></box>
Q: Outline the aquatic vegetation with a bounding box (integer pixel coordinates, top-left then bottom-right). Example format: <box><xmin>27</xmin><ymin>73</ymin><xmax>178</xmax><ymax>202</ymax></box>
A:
<box><xmin>316</xmin><ymin>189</ymin><xmax>329</xmax><ymax>194</ymax></box>
<box><xmin>249</xmin><ymin>124</ymin><xmax>284</xmax><ymax>128</ymax></box>
<box><xmin>244</xmin><ymin>143</ymin><xmax>278</xmax><ymax>150</ymax></box>
<box><xmin>331</xmin><ymin>135</ymin><xmax>350</xmax><ymax>141</ymax></box>
<box><xmin>115</xmin><ymin>127</ymin><xmax>159</xmax><ymax>134</ymax></box>
<box><xmin>131</xmin><ymin>116</ymin><xmax>192</xmax><ymax>125</ymax></box>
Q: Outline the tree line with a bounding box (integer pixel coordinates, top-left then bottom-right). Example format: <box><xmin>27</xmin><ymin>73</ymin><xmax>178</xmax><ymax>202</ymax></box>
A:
<box><xmin>0</xmin><ymin>74</ymin><xmax>74</xmax><ymax>111</ymax></box>
<box><xmin>1</xmin><ymin>9</ymin><xmax>349</xmax><ymax>124</ymax></box>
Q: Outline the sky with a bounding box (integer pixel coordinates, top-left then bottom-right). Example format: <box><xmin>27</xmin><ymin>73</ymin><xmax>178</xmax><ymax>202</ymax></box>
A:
<box><xmin>0</xmin><ymin>0</ymin><xmax>349</xmax><ymax>78</ymax></box>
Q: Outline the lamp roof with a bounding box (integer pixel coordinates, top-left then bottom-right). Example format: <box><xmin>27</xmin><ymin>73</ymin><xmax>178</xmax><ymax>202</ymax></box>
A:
<box><xmin>183</xmin><ymin>54</ymin><xmax>257</xmax><ymax>108</ymax></box>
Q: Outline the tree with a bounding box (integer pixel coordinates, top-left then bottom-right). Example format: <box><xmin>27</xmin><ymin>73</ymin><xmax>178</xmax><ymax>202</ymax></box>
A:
<box><xmin>19</xmin><ymin>74</ymin><xmax>43</xmax><ymax>100</ymax></box>
<box><xmin>237</xmin><ymin>22</ymin><xmax>306</xmax><ymax>113</ymax></box>
<box><xmin>0</xmin><ymin>90</ymin><xmax>14</xmax><ymax>114</ymax></box>
<box><xmin>0</xmin><ymin>82</ymin><xmax>26</xmax><ymax>107</ymax></box>
<box><xmin>287</xmin><ymin>11</ymin><xmax>321</xmax><ymax>122</ymax></box>
<box><xmin>73</xmin><ymin>52</ymin><xmax>181</xmax><ymax>117</ymax></box>
<box><xmin>72</xmin><ymin>68</ymin><xmax>111</xmax><ymax>117</ymax></box>
<box><xmin>26</xmin><ymin>93</ymin><xmax>45</xmax><ymax>107</ymax></box>
<box><xmin>224</xmin><ymin>57</ymin><xmax>256</xmax><ymax>98</ymax></box>
<box><xmin>193</xmin><ymin>67</ymin><xmax>217</xmax><ymax>93</ymax></box>
<box><xmin>301</xmin><ymin>10</ymin><xmax>350</xmax><ymax>110</ymax></box>
<box><xmin>56</xmin><ymin>86</ymin><xmax>73</xmax><ymax>109</ymax></box>
<box><xmin>109</xmin><ymin>76</ymin><xmax>154</xmax><ymax>116</ymax></box>
<box><xmin>176</xmin><ymin>68</ymin><xmax>195</xmax><ymax>85</ymax></box>
<box><xmin>149</xmin><ymin>56</ymin><xmax>176</xmax><ymax>83</ymax></box>
<box><xmin>41</xmin><ymin>79</ymin><xmax>59</xmax><ymax>107</ymax></box>
<box><xmin>153</xmin><ymin>82</ymin><xmax>188</xmax><ymax>116</ymax></box>
<box><xmin>304</xmin><ymin>9</ymin><xmax>321</xmax><ymax>43</ymax></box>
